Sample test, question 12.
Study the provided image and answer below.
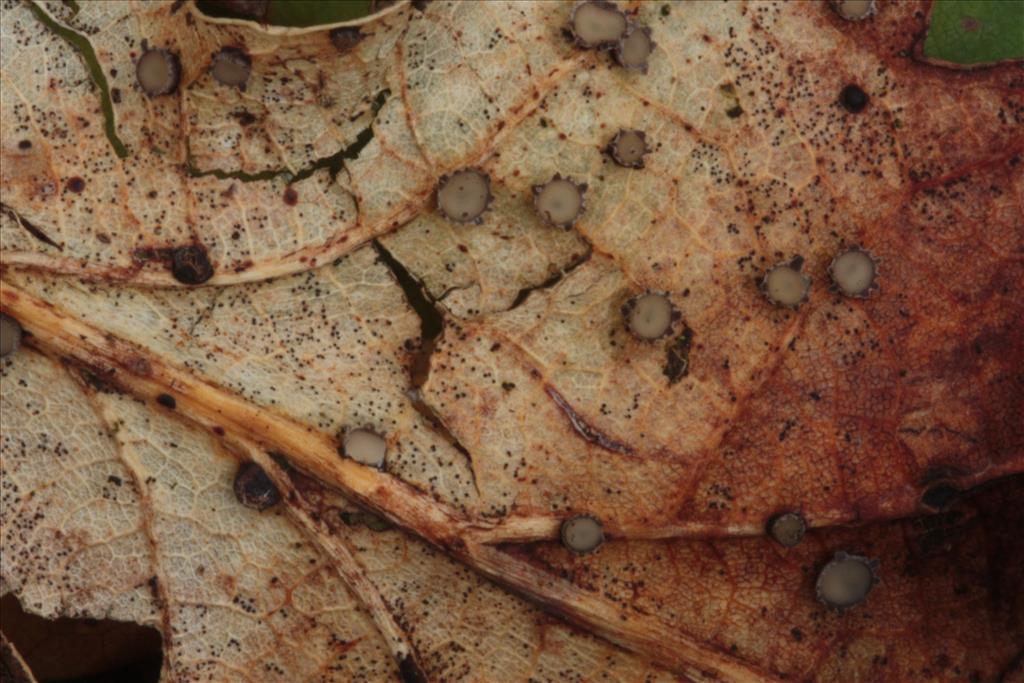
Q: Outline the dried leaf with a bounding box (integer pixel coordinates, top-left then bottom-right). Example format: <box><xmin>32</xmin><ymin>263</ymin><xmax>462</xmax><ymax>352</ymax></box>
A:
<box><xmin>2</xmin><ymin>1</ymin><xmax>1023</xmax><ymax>682</ymax></box>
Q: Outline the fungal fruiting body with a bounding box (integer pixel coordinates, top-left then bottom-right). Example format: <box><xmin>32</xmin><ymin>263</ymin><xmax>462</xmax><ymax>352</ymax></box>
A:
<box><xmin>830</xmin><ymin>0</ymin><xmax>877</xmax><ymax>21</ymax></box>
<box><xmin>761</xmin><ymin>258</ymin><xmax>811</xmax><ymax>309</ymax></box>
<box><xmin>828</xmin><ymin>246</ymin><xmax>879</xmax><ymax>297</ymax></box>
<box><xmin>533</xmin><ymin>175</ymin><xmax>587</xmax><ymax>229</ymax></box>
<box><xmin>815</xmin><ymin>551</ymin><xmax>878</xmax><ymax>611</ymax></box>
<box><xmin>622</xmin><ymin>292</ymin><xmax>677</xmax><ymax>340</ymax></box>
<box><xmin>561</xmin><ymin>515</ymin><xmax>605</xmax><ymax>554</ymax></box>
<box><xmin>233</xmin><ymin>462</ymin><xmax>281</xmax><ymax>511</ymax></box>
<box><xmin>330</xmin><ymin>27</ymin><xmax>364</xmax><ymax>52</ymax></box>
<box><xmin>608</xmin><ymin>129</ymin><xmax>650</xmax><ymax>168</ymax></box>
<box><xmin>341</xmin><ymin>510</ymin><xmax>393</xmax><ymax>532</ymax></box>
<box><xmin>136</xmin><ymin>48</ymin><xmax>181</xmax><ymax>97</ymax></box>
<box><xmin>839</xmin><ymin>84</ymin><xmax>869</xmax><ymax>113</ymax></box>
<box><xmin>170</xmin><ymin>245</ymin><xmax>214</xmax><ymax>285</ymax></box>
<box><xmin>211</xmin><ymin>48</ymin><xmax>252</xmax><ymax>88</ymax></box>
<box><xmin>768</xmin><ymin>512</ymin><xmax>807</xmax><ymax>548</ymax></box>
<box><xmin>436</xmin><ymin>168</ymin><xmax>493</xmax><ymax>224</ymax></box>
<box><xmin>0</xmin><ymin>314</ymin><xmax>22</xmax><ymax>358</ymax></box>
<box><xmin>568</xmin><ymin>1</ymin><xmax>627</xmax><ymax>49</ymax></box>
<box><xmin>342</xmin><ymin>428</ymin><xmax>387</xmax><ymax>469</ymax></box>
<box><xmin>614</xmin><ymin>24</ymin><xmax>655</xmax><ymax>72</ymax></box>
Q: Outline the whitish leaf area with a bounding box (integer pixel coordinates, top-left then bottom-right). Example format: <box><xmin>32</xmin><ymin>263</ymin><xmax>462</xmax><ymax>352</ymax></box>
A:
<box><xmin>1</xmin><ymin>1</ymin><xmax>1022</xmax><ymax>682</ymax></box>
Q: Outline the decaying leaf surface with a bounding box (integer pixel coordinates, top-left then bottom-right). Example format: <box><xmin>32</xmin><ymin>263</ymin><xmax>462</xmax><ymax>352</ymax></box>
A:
<box><xmin>416</xmin><ymin>0</ymin><xmax>1024</xmax><ymax>536</ymax></box>
<box><xmin>500</xmin><ymin>474</ymin><xmax>1024</xmax><ymax>682</ymax></box>
<box><xmin>0</xmin><ymin>0</ymin><xmax>581</xmax><ymax>284</ymax></box>
<box><xmin>2</xmin><ymin>1</ymin><xmax>1023</xmax><ymax>682</ymax></box>
<box><xmin>1</xmin><ymin>348</ymin><xmax>681</xmax><ymax>682</ymax></box>
<box><xmin>1</xmin><ymin>349</ymin><xmax>401</xmax><ymax>681</ymax></box>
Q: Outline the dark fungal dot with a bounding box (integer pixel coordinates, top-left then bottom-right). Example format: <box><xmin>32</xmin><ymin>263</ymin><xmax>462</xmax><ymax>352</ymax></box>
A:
<box><xmin>614</xmin><ymin>23</ymin><xmax>655</xmax><ymax>73</ymax></box>
<box><xmin>210</xmin><ymin>47</ymin><xmax>251</xmax><ymax>88</ymax></box>
<box><xmin>397</xmin><ymin>654</ymin><xmax>428</xmax><ymax>683</ymax></box>
<box><xmin>569</xmin><ymin>0</ymin><xmax>627</xmax><ymax>49</ymax></box>
<box><xmin>561</xmin><ymin>515</ymin><xmax>604</xmax><ymax>554</ymax></box>
<box><xmin>1</xmin><ymin>314</ymin><xmax>23</xmax><ymax>358</ymax></box>
<box><xmin>233</xmin><ymin>110</ymin><xmax>257</xmax><ymax>126</ymax></box>
<box><xmin>921</xmin><ymin>483</ymin><xmax>960</xmax><ymax>512</ymax></box>
<box><xmin>839</xmin><ymin>84</ymin><xmax>869</xmax><ymax>113</ymax></box>
<box><xmin>816</xmin><ymin>551</ymin><xmax>878</xmax><ymax>611</ymax></box>
<box><xmin>607</xmin><ymin>128</ymin><xmax>650</xmax><ymax>168</ymax></box>
<box><xmin>170</xmin><ymin>244</ymin><xmax>214</xmax><ymax>285</ymax></box>
<box><xmin>663</xmin><ymin>326</ymin><xmax>693</xmax><ymax>384</ymax></box>
<box><xmin>622</xmin><ymin>291</ymin><xmax>677</xmax><ymax>340</ymax></box>
<box><xmin>768</xmin><ymin>512</ymin><xmax>806</xmax><ymax>548</ymax></box>
<box><xmin>156</xmin><ymin>393</ymin><xmax>176</xmax><ymax>409</ymax></box>
<box><xmin>65</xmin><ymin>176</ymin><xmax>86</xmax><ymax>193</ymax></box>
<box><xmin>829</xmin><ymin>245</ymin><xmax>879</xmax><ymax>297</ymax></box>
<box><xmin>533</xmin><ymin>174</ymin><xmax>587</xmax><ymax>229</ymax></box>
<box><xmin>761</xmin><ymin>257</ymin><xmax>811</xmax><ymax>309</ymax></box>
<box><xmin>329</xmin><ymin>27</ymin><xmax>363</xmax><ymax>52</ymax></box>
<box><xmin>726</xmin><ymin>105</ymin><xmax>744</xmax><ymax>118</ymax></box>
<box><xmin>436</xmin><ymin>168</ymin><xmax>492</xmax><ymax>224</ymax></box>
<box><xmin>283</xmin><ymin>187</ymin><xmax>299</xmax><ymax>206</ymax></box>
<box><xmin>830</xmin><ymin>0</ymin><xmax>876</xmax><ymax>21</ymax></box>
<box><xmin>17</xmin><ymin>139</ymin><xmax>31</xmax><ymax>150</ymax></box>
<box><xmin>136</xmin><ymin>48</ymin><xmax>181</xmax><ymax>98</ymax></box>
<box><xmin>340</xmin><ymin>510</ymin><xmax>393</xmax><ymax>532</ymax></box>
<box><xmin>232</xmin><ymin>462</ymin><xmax>281</xmax><ymax>512</ymax></box>
<box><xmin>341</xmin><ymin>427</ymin><xmax>387</xmax><ymax>468</ymax></box>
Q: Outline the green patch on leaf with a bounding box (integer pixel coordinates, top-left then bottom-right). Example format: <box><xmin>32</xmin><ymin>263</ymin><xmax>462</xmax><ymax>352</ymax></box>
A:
<box><xmin>28</xmin><ymin>2</ymin><xmax>128</xmax><ymax>158</ymax></box>
<box><xmin>198</xmin><ymin>0</ymin><xmax>377</xmax><ymax>26</ymax></box>
<box><xmin>268</xmin><ymin>1</ymin><xmax>376</xmax><ymax>26</ymax></box>
<box><xmin>923</xmin><ymin>0</ymin><xmax>1024</xmax><ymax>66</ymax></box>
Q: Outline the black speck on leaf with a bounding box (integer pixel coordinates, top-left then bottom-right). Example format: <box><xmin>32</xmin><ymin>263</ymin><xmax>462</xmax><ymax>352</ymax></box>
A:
<box><xmin>170</xmin><ymin>245</ymin><xmax>214</xmax><ymax>285</ymax></box>
<box><xmin>398</xmin><ymin>655</ymin><xmax>428</xmax><ymax>683</ymax></box>
<box><xmin>839</xmin><ymin>84</ymin><xmax>869</xmax><ymax>113</ymax></box>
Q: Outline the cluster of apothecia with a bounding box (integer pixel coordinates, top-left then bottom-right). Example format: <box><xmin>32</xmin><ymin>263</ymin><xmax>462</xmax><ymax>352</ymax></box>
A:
<box><xmin>0</xmin><ymin>0</ymin><xmax>906</xmax><ymax>612</ymax></box>
<box><xmin>761</xmin><ymin>246</ymin><xmax>881</xmax><ymax>311</ymax></box>
<box><xmin>437</xmin><ymin>0</ymin><xmax>890</xmax><ymax>614</ymax></box>
<box><xmin>132</xmin><ymin>41</ymin><xmax>257</xmax><ymax>286</ymax></box>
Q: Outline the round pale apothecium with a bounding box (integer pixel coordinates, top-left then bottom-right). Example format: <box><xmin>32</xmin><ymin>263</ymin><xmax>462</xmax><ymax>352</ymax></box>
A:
<box><xmin>561</xmin><ymin>515</ymin><xmax>605</xmax><ymax>554</ymax></box>
<box><xmin>768</xmin><ymin>512</ymin><xmax>806</xmax><ymax>548</ymax></box>
<box><xmin>615</xmin><ymin>23</ymin><xmax>655</xmax><ymax>72</ymax></box>
<box><xmin>608</xmin><ymin>129</ymin><xmax>650</xmax><ymax>168</ymax></box>
<box><xmin>342</xmin><ymin>427</ymin><xmax>388</xmax><ymax>468</ymax></box>
<box><xmin>831</xmin><ymin>0</ymin><xmax>876</xmax><ymax>21</ymax></box>
<box><xmin>829</xmin><ymin>246</ymin><xmax>879</xmax><ymax>297</ymax></box>
<box><xmin>533</xmin><ymin>175</ymin><xmax>587</xmax><ymax>229</ymax></box>
<box><xmin>761</xmin><ymin>257</ymin><xmax>811</xmax><ymax>309</ymax></box>
<box><xmin>568</xmin><ymin>0</ymin><xmax>627</xmax><ymax>49</ymax></box>
<box><xmin>136</xmin><ymin>47</ymin><xmax>181</xmax><ymax>97</ymax></box>
<box><xmin>816</xmin><ymin>551</ymin><xmax>878</xmax><ymax>610</ymax></box>
<box><xmin>436</xmin><ymin>168</ymin><xmax>493</xmax><ymax>224</ymax></box>
<box><xmin>622</xmin><ymin>291</ymin><xmax>677</xmax><ymax>340</ymax></box>
<box><xmin>211</xmin><ymin>47</ymin><xmax>252</xmax><ymax>88</ymax></box>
